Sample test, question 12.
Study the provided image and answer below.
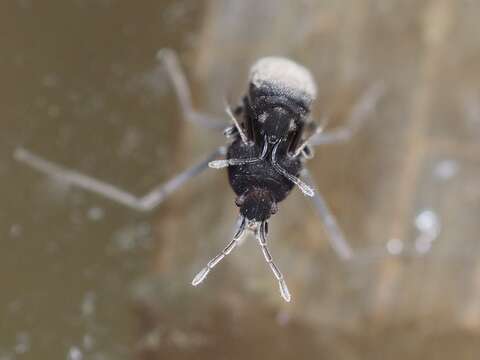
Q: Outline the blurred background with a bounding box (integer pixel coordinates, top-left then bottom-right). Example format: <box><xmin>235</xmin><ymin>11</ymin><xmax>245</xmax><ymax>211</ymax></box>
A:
<box><xmin>2</xmin><ymin>0</ymin><xmax>480</xmax><ymax>359</ymax></box>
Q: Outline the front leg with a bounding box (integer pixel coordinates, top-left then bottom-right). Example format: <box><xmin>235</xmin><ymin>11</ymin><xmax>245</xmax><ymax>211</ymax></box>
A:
<box><xmin>309</xmin><ymin>82</ymin><xmax>385</xmax><ymax>146</ymax></box>
<box><xmin>157</xmin><ymin>48</ymin><xmax>227</xmax><ymax>130</ymax></box>
<box><xmin>208</xmin><ymin>138</ymin><xmax>268</xmax><ymax>169</ymax></box>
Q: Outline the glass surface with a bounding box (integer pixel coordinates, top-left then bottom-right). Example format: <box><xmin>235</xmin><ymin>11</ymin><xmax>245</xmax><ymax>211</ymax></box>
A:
<box><xmin>2</xmin><ymin>1</ymin><xmax>480</xmax><ymax>359</ymax></box>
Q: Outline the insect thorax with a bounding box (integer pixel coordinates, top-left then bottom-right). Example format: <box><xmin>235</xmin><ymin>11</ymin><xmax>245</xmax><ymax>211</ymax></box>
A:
<box><xmin>227</xmin><ymin>139</ymin><xmax>301</xmax><ymax>204</ymax></box>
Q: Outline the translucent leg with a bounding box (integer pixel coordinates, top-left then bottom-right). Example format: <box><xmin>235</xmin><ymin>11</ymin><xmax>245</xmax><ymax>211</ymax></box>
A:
<box><xmin>310</xmin><ymin>82</ymin><xmax>385</xmax><ymax>146</ymax></box>
<box><xmin>13</xmin><ymin>146</ymin><xmax>225</xmax><ymax>212</ymax></box>
<box><xmin>292</xmin><ymin>114</ymin><xmax>329</xmax><ymax>157</ymax></box>
<box><xmin>191</xmin><ymin>216</ymin><xmax>247</xmax><ymax>286</ymax></box>
<box><xmin>224</xmin><ymin>102</ymin><xmax>249</xmax><ymax>144</ymax></box>
<box><xmin>301</xmin><ymin>169</ymin><xmax>353</xmax><ymax>260</ymax></box>
<box><xmin>293</xmin><ymin>126</ymin><xmax>323</xmax><ymax>158</ymax></box>
<box><xmin>256</xmin><ymin>221</ymin><xmax>291</xmax><ymax>302</ymax></box>
<box><xmin>157</xmin><ymin>48</ymin><xmax>227</xmax><ymax>129</ymax></box>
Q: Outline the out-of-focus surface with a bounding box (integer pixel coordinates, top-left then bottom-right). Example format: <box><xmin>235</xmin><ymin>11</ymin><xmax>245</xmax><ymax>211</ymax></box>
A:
<box><xmin>2</xmin><ymin>0</ymin><xmax>480</xmax><ymax>359</ymax></box>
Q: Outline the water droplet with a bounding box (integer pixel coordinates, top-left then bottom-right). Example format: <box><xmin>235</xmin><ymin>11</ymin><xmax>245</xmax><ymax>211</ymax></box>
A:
<box><xmin>9</xmin><ymin>224</ymin><xmax>22</xmax><ymax>238</ymax></box>
<box><xmin>42</xmin><ymin>73</ymin><xmax>59</xmax><ymax>87</ymax></box>
<box><xmin>433</xmin><ymin>159</ymin><xmax>459</xmax><ymax>180</ymax></box>
<box><xmin>87</xmin><ymin>207</ymin><xmax>104</xmax><ymax>221</ymax></box>
<box><xmin>67</xmin><ymin>346</ymin><xmax>83</xmax><ymax>360</ymax></box>
<box><xmin>81</xmin><ymin>291</ymin><xmax>96</xmax><ymax>317</ymax></box>
<box><xmin>14</xmin><ymin>332</ymin><xmax>30</xmax><ymax>354</ymax></box>
<box><xmin>386</xmin><ymin>238</ymin><xmax>403</xmax><ymax>255</ymax></box>
<box><xmin>83</xmin><ymin>335</ymin><xmax>94</xmax><ymax>351</ymax></box>
<box><xmin>415</xmin><ymin>209</ymin><xmax>440</xmax><ymax>240</ymax></box>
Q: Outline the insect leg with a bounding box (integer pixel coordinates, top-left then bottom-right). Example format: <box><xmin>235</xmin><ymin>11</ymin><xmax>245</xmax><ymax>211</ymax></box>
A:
<box><xmin>14</xmin><ymin>146</ymin><xmax>225</xmax><ymax>212</ymax></box>
<box><xmin>309</xmin><ymin>82</ymin><xmax>385</xmax><ymax>146</ymax></box>
<box><xmin>271</xmin><ymin>142</ymin><xmax>314</xmax><ymax>197</ymax></box>
<box><xmin>208</xmin><ymin>139</ymin><xmax>268</xmax><ymax>169</ymax></box>
<box><xmin>292</xmin><ymin>125</ymin><xmax>323</xmax><ymax>158</ymax></box>
<box><xmin>156</xmin><ymin>48</ymin><xmax>227</xmax><ymax>130</ymax></box>
<box><xmin>256</xmin><ymin>221</ymin><xmax>291</xmax><ymax>302</ymax></box>
<box><xmin>192</xmin><ymin>216</ymin><xmax>247</xmax><ymax>286</ymax></box>
<box><xmin>301</xmin><ymin>168</ymin><xmax>353</xmax><ymax>260</ymax></box>
<box><xmin>224</xmin><ymin>102</ymin><xmax>249</xmax><ymax>144</ymax></box>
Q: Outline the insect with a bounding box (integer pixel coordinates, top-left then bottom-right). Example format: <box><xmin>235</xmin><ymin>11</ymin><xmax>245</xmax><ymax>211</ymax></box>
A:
<box><xmin>14</xmin><ymin>49</ymin><xmax>383</xmax><ymax>302</ymax></box>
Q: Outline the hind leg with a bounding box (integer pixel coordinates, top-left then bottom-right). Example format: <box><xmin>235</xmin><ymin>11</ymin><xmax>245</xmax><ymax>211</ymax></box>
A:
<box><xmin>301</xmin><ymin>168</ymin><xmax>353</xmax><ymax>260</ymax></box>
<box><xmin>14</xmin><ymin>146</ymin><xmax>225</xmax><ymax>211</ymax></box>
<box><xmin>310</xmin><ymin>82</ymin><xmax>384</xmax><ymax>146</ymax></box>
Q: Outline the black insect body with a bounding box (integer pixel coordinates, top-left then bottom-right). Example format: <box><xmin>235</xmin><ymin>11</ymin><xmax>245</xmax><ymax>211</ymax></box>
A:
<box><xmin>192</xmin><ymin>57</ymin><xmax>332</xmax><ymax>301</ymax></box>
<box><xmin>14</xmin><ymin>50</ymin><xmax>382</xmax><ymax>303</ymax></box>
<box><xmin>227</xmin><ymin>140</ymin><xmax>302</xmax><ymax>214</ymax></box>
<box><xmin>228</xmin><ymin>139</ymin><xmax>301</xmax><ymax>222</ymax></box>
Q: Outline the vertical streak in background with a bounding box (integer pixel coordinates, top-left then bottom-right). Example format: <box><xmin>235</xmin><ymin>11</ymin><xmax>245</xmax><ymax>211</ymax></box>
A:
<box><xmin>373</xmin><ymin>0</ymin><xmax>455</xmax><ymax>320</ymax></box>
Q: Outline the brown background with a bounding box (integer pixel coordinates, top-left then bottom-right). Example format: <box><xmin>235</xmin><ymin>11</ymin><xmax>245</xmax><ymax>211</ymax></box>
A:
<box><xmin>2</xmin><ymin>0</ymin><xmax>480</xmax><ymax>359</ymax></box>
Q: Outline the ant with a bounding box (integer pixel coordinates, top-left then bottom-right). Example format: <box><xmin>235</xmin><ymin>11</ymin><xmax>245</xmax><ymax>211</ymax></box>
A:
<box><xmin>14</xmin><ymin>49</ymin><xmax>383</xmax><ymax>302</ymax></box>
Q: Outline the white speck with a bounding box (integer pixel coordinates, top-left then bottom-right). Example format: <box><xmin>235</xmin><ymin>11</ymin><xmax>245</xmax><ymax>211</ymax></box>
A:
<box><xmin>415</xmin><ymin>209</ymin><xmax>441</xmax><ymax>240</ymax></box>
<box><xmin>83</xmin><ymin>334</ymin><xmax>94</xmax><ymax>351</ymax></box>
<box><xmin>112</xmin><ymin>223</ymin><xmax>152</xmax><ymax>252</ymax></box>
<box><xmin>81</xmin><ymin>291</ymin><xmax>96</xmax><ymax>317</ymax></box>
<box><xmin>168</xmin><ymin>329</ymin><xmax>208</xmax><ymax>348</ymax></box>
<box><xmin>9</xmin><ymin>224</ymin><xmax>22</xmax><ymax>238</ymax></box>
<box><xmin>250</xmin><ymin>57</ymin><xmax>317</xmax><ymax>104</ymax></box>
<box><xmin>34</xmin><ymin>95</ymin><xmax>48</xmax><ymax>108</ymax></box>
<box><xmin>14</xmin><ymin>332</ymin><xmax>30</xmax><ymax>354</ymax></box>
<box><xmin>415</xmin><ymin>237</ymin><xmax>432</xmax><ymax>254</ymax></box>
<box><xmin>87</xmin><ymin>207</ymin><xmax>104</xmax><ymax>221</ymax></box>
<box><xmin>119</xmin><ymin>127</ymin><xmax>143</xmax><ymax>156</ymax></box>
<box><xmin>8</xmin><ymin>300</ymin><xmax>22</xmax><ymax>313</ymax></box>
<box><xmin>170</xmin><ymin>330</ymin><xmax>190</xmax><ymax>348</ymax></box>
<box><xmin>42</xmin><ymin>73</ymin><xmax>59</xmax><ymax>87</ymax></box>
<box><xmin>115</xmin><ymin>233</ymin><xmax>136</xmax><ymax>251</ymax></box>
<box><xmin>67</xmin><ymin>346</ymin><xmax>83</xmax><ymax>360</ymax></box>
<box><xmin>386</xmin><ymin>238</ymin><xmax>404</xmax><ymax>255</ymax></box>
<box><xmin>47</xmin><ymin>104</ymin><xmax>61</xmax><ymax>118</ymax></box>
<box><xmin>276</xmin><ymin>310</ymin><xmax>291</xmax><ymax>326</ymax></box>
<box><xmin>433</xmin><ymin>159</ymin><xmax>459</xmax><ymax>180</ymax></box>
